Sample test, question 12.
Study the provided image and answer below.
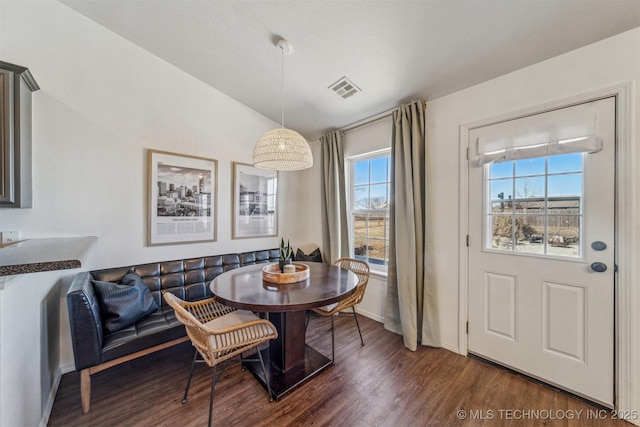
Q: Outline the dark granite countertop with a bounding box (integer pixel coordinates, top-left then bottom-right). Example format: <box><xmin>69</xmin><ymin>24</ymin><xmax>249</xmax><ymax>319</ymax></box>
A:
<box><xmin>0</xmin><ymin>236</ymin><xmax>97</xmax><ymax>276</ymax></box>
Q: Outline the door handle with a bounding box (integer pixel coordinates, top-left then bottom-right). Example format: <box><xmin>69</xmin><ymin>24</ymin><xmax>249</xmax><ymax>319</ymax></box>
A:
<box><xmin>591</xmin><ymin>262</ymin><xmax>607</xmax><ymax>273</ymax></box>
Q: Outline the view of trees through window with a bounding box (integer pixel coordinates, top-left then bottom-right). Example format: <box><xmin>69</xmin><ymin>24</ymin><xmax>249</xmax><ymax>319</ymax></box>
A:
<box><xmin>350</xmin><ymin>152</ymin><xmax>390</xmax><ymax>267</ymax></box>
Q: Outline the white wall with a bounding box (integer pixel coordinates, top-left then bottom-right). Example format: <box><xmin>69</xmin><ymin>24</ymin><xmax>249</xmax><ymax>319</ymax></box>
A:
<box><xmin>0</xmin><ymin>1</ymin><xmax>297</xmax><ymax>425</ymax></box>
<box><xmin>0</xmin><ymin>271</ymin><xmax>65</xmax><ymax>427</ymax></box>
<box><xmin>0</xmin><ymin>0</ymin><xmax>283</xmax><ymax>262</ymax></box>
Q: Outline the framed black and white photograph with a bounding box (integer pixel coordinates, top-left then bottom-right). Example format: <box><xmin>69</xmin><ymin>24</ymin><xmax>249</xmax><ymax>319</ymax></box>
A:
<box><xmin>148</xmin><ymin>150</ymin><xmax>217</xmax><ymax>245</ymax></box>
<box><xmin>232</xmin><ymin>162</ymin><xmax>278</xmax><ymax>239</ymax></box>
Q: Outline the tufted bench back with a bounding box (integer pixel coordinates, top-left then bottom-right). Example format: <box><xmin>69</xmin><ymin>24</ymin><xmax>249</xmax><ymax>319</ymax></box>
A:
<box><xmin>90</xmin><ymin>249</ymin><xmax>279</xmax><ymax>307</ymax></box>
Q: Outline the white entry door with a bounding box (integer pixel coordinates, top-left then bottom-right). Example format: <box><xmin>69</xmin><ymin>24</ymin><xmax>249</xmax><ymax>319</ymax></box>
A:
<box><xmin>468</xmin><ymin>97</ymin><xmax>615</xmax><ymax>406</ymax></box>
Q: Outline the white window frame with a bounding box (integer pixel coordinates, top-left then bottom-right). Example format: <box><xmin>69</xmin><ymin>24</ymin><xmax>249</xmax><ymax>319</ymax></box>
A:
<box><xmin>347</xmin><ymin>148</ymin><xmax>391</xmax><ymax>273</ymax></box>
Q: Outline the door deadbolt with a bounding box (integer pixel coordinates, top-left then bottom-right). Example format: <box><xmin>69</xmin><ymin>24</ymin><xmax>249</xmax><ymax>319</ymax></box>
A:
<box><xmin>590</xmin><ymin>262</ymin><xmax>607</xmax><ymax>273</ymax></box>
<box><xmin>591</xmin><ymin>241</ymin><xmax>607</xmax><ymax>251</ymax></box>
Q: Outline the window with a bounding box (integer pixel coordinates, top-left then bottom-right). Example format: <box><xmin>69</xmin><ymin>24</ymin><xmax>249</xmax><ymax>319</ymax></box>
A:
<box><xmin>266</xmin><ymin>176</ymin><xmax>277</xmax><ymax>234</ymax></box>
<box><xmin>349</xmin><ymin>150</ymin><xmax>391</xmax><ymax>268</ymax></box>
<box><xmin>486</xmin><ymin>153</ymin><xmax>583</xmax><ymax>258</ymax></box>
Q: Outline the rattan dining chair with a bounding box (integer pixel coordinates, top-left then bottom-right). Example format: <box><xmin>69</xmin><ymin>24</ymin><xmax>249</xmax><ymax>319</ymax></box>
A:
<box><xmin>163</xmin><ymin>293</ymin><xmax>278</xmax><ymax>427</ymax></box>
<box><xmin>309</xmin><ymin>257</ymin><xmax>370</xmax><ymax>362</ymax></box>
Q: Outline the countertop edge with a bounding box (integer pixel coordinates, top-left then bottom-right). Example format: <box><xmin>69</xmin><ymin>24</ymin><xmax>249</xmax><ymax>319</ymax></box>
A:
<box><xmin>0</xmin><ymin>236</ymin><xmax>97</xmax><ymax>277</ymax></box>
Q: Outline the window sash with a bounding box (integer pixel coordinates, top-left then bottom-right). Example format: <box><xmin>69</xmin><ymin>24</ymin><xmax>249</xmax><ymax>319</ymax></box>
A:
<box><xmin>348</xmin><ymin>150</ymin><xmax>391</xmax><ymax>269</ymax></box>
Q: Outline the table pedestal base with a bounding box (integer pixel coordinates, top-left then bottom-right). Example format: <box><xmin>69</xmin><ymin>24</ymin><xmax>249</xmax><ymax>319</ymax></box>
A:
<box><xmin>244</xmin><ymin>345</ymin><xmax>332</xmax><ymax>401</ymax></box>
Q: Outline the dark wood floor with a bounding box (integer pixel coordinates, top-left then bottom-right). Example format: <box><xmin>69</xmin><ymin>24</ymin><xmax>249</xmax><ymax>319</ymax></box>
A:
<box><xmin>49</xmin><ymin>314</ymin><xmax>626</xmax><ymax>427</ymax></box>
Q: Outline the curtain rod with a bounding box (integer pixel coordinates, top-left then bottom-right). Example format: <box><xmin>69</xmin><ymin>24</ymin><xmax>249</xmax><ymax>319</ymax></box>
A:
<box><xmin>342</xmin><ymin>112</ymin><xmax>392</xmax><ymax>134</ymax></box>
<box><xmin>341</xmin><ymin>108</ymin><xmax>395</xmax><ymax>134</ymax></box>
<box><xmin>341</xmin><ymin>100</ymin><xmax>426</xmax><ymax>134</ymax></box>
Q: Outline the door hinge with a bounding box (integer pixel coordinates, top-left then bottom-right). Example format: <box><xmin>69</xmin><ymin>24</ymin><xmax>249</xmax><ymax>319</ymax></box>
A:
<box><xmin>466</xmin><ymin>147</ymin><xmax>470</xmax><ymax>160</ymax></box>
<box><xmin>466</xmin><ymin>235</ymin><xmax>469</xmax><ymax>247</ymax></box>
<box><xmin>466</xmin><ymin>321</ymin><xmax>469</xmax><ymax>334</ymax></box>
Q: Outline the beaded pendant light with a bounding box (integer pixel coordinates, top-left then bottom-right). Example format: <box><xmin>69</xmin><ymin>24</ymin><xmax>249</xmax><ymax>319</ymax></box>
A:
<box><xmin>253</xmin><ymin>39</ymin><xmax>313</xmax><ymax>171</ymax></box>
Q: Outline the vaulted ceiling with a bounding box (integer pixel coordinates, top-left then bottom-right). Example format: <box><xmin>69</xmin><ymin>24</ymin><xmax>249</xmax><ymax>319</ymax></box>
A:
<box><xmin>59</xmin><ymin>0</ymin><xmax>640</xmax><ymax>140</ymax></box>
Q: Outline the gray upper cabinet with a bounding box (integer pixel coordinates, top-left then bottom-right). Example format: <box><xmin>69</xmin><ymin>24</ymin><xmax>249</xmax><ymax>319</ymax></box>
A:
<box><xmin>0</xmin><ymin>60</ymin><xmax>39</xmax><ymax>208</ymax></box>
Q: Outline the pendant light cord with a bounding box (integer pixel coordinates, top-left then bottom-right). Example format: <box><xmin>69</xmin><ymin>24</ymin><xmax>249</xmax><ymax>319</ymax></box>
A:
<box><xmin>252</xmin><ymin>38</ymin><xmax>313</xmax><ymax>171</ymax></box>
<box><xmin>280</xmin><ymin>43</ymin><xmax>285</xmax><ymax>129</ymax></box>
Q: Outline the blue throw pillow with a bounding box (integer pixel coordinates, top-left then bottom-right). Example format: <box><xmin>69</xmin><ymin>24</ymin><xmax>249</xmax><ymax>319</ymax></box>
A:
<box><xmin>92</xmin><ymin>272</ymin><xmax>159</xmax><ymax>334</ymax></box>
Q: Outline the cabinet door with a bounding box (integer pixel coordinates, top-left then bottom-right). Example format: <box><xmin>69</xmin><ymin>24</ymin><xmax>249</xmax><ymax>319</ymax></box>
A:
<box><xmin>0</xmin><ymin>62</ymin><xmax>38</xmax><ymax>208</ymax></box>
<box><xmin>0</xmin><ymin>69</ymin><xmax>15</xmax><ymax>205</ymax></box>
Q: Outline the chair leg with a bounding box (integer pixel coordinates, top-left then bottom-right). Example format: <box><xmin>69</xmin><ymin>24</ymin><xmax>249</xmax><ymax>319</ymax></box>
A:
<box><xmin>352</xmin><ymin>306</ymin><xmax>365</xmax><ymax>346</ymax></box>
<box><xmin>208</xmin><ymin>365</ymin><xmax>217</xmax><ymax>427</ymax></box>
<box><xmin>207</xmin><ymin>360</ymin><xmax>229</xmax><ymax>427</ymax></box>
<box><xmin>182</xmin><ymin>349</ymin><xmax>199</xmax><ymax>404</ymax></box>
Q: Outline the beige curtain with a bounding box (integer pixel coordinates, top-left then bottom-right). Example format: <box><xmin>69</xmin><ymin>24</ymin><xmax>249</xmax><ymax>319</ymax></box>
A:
<box><xmin>320</xmin><ymin>130</ymin><xmax>349</xmax><ymax>264</ymax></box>
<box><xmin>384</xmin><ymin>100</ymin><xmax>440</xmax><ymax>350</ymax></box>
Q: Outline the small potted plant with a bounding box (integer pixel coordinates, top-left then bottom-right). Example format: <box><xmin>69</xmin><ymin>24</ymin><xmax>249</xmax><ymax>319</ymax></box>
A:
<box><xmin>279</xmin><ymin>238</ymin><xmax>293</xmax><ymax>272</ymax></box>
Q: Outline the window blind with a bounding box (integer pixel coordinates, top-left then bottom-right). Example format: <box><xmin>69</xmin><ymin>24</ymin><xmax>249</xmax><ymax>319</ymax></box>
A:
<box><xmin>475</xmin><ymin>101</ymin><xmax>605</xmax><ymax>165</ymax></box>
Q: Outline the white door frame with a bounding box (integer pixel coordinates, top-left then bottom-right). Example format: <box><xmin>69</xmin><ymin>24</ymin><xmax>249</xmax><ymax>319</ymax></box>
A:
<box><xmin>458</xmin><ymin>83</ymin><xmax>636</xmax><ymax>412</ymax></box>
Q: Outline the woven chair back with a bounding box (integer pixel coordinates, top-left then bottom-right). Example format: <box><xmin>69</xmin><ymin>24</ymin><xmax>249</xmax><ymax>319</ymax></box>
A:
<box><xmin>334</xmin><ymin>257</ymin><xmax>370</xmax><ymax>305</ymax></box>
<box><xmin>163</xmin><ymin>292</ymin><xmax>277</xmax><ymax>368</ymax></box>
<box><xmin>164</xmin><ymin>293</ymin><xmax>217</xmax><ymax>366</ymax></box>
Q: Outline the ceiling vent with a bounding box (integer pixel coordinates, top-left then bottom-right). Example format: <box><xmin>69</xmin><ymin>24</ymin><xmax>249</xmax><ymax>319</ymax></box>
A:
<box><xmin>328</xmin><ymin>76</ymin><xmax>361</xmax><ymax>99</ymax></box>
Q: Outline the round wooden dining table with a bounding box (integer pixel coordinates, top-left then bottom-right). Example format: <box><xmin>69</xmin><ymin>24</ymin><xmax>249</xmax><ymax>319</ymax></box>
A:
<box><xmin>210</xmin><ymin>262</ymin><xmax>358</xmax><ymax>400</ymax></box>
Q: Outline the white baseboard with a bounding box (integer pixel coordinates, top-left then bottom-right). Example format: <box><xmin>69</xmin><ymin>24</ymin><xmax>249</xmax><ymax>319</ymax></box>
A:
<box><xmin>353</xmin><ymin>308</ymin><xmax>462</xmax><ymax>355</ymax></box>
<box><xmin>355</xmin><ymin>307</ymin><xmax>384</xmax><ymax>323</ymax></box>
<box><xmin>40</xmin><ymin>367</ymin><xmax>62</xmax><ymax>427</ymax></box>
<box><xmin>441</xmin><ymin>342</ymin><xmax>461</xmax><ymax>355</ymax></box>
<box><xmin>60</xmin><ymin>362</ymin><xmax>76</xmax><ymax>375</ymax></box>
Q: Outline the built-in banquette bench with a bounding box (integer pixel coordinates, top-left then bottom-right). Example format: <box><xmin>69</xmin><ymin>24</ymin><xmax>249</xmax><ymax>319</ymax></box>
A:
<box><xmin>66</xmin><ymin>248</ymin><xmax>279</xmax><ymax>413</ymax></box>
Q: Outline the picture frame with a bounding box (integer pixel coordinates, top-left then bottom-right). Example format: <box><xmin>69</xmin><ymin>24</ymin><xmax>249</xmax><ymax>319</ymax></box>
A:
<box><xmin>232</xmin><ymin>162</ymin><xmax>278</xmax><ymax>239</ymax></box>
<box><xmin>148</xmin><ymin>149</ymin><xmax>217</xmax><ymax>246</ymax></box>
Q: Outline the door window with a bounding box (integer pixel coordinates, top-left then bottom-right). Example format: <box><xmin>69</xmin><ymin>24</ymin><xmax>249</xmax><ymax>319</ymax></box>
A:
<box><xmin>486</xmin><ymin>153</ymin><xmax>583</xmax><ymax>258</ymax></box>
